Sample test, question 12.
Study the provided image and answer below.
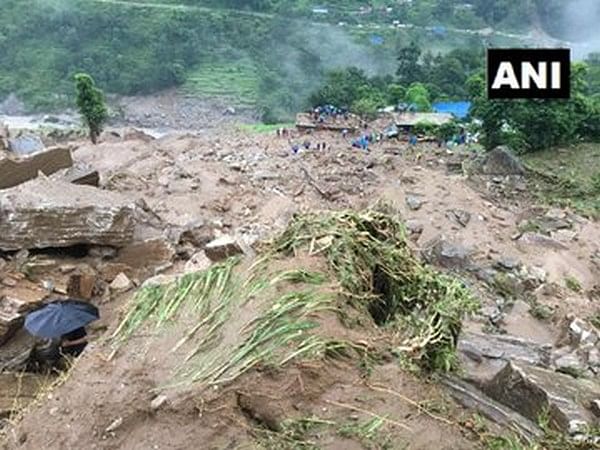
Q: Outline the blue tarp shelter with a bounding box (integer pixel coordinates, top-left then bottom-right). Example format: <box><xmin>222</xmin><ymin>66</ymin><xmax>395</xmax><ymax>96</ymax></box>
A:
<box><xmin>370</xmin><ymin>34</ymin><xmax>384</xmax><ymax>45</ymax></box>
<box><xmin>432</xmin><ymin>101</ymin><xmax>472</xmax><ymax>119</ymax></box>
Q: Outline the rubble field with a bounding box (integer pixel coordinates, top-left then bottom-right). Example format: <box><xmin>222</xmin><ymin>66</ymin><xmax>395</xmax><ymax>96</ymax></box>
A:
<box><xmin>0</xmin><ymin>122</ymin><xmax>599</xmax><ymax>449</ymax></box>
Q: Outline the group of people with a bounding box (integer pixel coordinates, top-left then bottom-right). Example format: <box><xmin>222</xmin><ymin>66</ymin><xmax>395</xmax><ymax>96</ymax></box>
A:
<box><xmin>312</xmin><ymin>105</ymin><xmax>350</xmax><ymax>123</ymax></box>
<box><xmin>290</xmin><ymin>140</ymin><xmax>328</xmax><ymax>154</ymax></box>
<box><xmin>351</xmin><ymin>131</ymin><xmax>381</xmax><ymax>151</ymax></box>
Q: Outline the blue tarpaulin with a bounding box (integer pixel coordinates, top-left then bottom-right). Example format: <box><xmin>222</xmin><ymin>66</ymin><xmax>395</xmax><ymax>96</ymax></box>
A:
<box><xmin>432</xmin><ymin>101</ymin><xmax>472</xmax><ymax>119</ymax></box>
<box><xmin>370</xmin><ymin>35</ymin><xmax>384</xmax><ymax>45</ymax></box>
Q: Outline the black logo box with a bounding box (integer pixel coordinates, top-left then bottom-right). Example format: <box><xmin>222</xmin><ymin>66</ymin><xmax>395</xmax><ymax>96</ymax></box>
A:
<box><xmin>487</xmin><ymin>48</ymin><xmax>571</xmax><ymax>99</ymax></box>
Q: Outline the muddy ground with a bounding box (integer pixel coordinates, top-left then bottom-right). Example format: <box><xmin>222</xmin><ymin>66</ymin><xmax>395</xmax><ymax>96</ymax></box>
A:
<box><xmin>1</xmin><ymin>124</ymin><xmax>599</xmax><ymax>449</ymax></box>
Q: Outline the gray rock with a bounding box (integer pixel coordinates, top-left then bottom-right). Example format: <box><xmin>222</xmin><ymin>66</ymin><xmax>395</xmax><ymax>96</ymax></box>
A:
<box><xmin>442</xmin><ymin>376</ymin><xmax>543</xmax><ymax>442</ymax></box>
<box><xmin>446</xmin><ymin>209</ymin><xmax>471</xmax><ymax>227</ymax></box>
<box><xmin>0</xmin><ymin>178</ymin><xmax>136</xmax><ymax>251</ymax></box>
<box><xmin>518</xmin><ymin>266</ymin><xmax>548</xmax><ymax>291</ymax></box>
<box><xmin>518</xmin><ymin>232</ymin><xmax>569</xmax><ymax>250</ymax></box>
<box><xmin>204</xmin><ymin>235</ymin><xmax>243</xmax><ymax>262</ymax></box>
<box><xmin>458</xmin><ymin>332</ymin><xmax>552</xmax><ymax>376</ymax></box>
<box><xmin>589</xmin><ymin>348</ymin><xmax>600</xmax><ymax>370</ymax></box>
<box><xmin>405</xmin><ymin>219</ymin><xmax>424</xmax><ymax>235</ymax></box>
<box><xmin>150</xmin><ymin>394</ymin><xmax>168</xmax><ymax>410</ymax></box>
<box><xmin>496</xmin><ymin>256</ymin><xmax>521</xmax><ymax>271</ymax></box>
<box><xmin>405</xmin><ymin>194</ymin><xmax>424</xmax><ymax>211</ymax></box>
<box><xmin>141</xmin><ymin>273</ymin><xmax>179</xmax><ymax>288</ymax></box>
<box><xmin>422</xmin><ymin>236</ymin><xmax>473</xmax><ymax>270</ymax></box>
<box><xmin>110</xmin><ymin>272</ymin><xmax>133</xmax><ymax>293</ymax></box>
<box><xmin>591</xmin><ymin>400</ymin><xmax>600</xmax><ymax>418</ymax></box>
<box><xmin>555</xmin><ymin>352</ymin><xmax>586</xmax><ymax>373</ymax></box>
<box><xmin>483</xmin><ymin>362</ymin><xmax>600</xmax><ymax>432</ymax></box>
<box><xmin>476</xmin><ymin>146</ymin><xmax>525</xmax><ymax>176</ymax></box>
<box><xmin>184</xmin><ymin>251</ymin><xmax>212</xmax><ymax>273</ymax></box>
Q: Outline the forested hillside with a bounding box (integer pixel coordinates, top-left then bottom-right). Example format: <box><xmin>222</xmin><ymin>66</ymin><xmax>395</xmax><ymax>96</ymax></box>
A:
<box><xmin>0</xmin><ymin>0</ymin><xmax>591</xmax><ymax>119</ymax></box>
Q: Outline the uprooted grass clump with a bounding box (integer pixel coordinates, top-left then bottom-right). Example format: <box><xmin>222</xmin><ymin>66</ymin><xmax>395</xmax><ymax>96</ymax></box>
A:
<box><xmin>271</xmin><ymin>208</ymin><xmax>478</xmax><ymax>371</ymax></box>
<box><xmin>110</xmin><ymin>206</ymin><xmax>477</xmax><ymax>388</ymax></box>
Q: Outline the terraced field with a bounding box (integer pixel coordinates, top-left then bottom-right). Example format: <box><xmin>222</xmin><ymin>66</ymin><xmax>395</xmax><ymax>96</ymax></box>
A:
<box><xmin>181</xmin><ymin>61</ymin><xmax>261</xmax><ymax>109</ymax></box>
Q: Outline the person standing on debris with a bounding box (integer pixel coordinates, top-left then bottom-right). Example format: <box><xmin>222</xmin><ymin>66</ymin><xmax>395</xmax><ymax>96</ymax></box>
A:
<box><xmin>322</xmin><ymin>142</ymin><xmax>327</xmax><ymax>151</ymax></box>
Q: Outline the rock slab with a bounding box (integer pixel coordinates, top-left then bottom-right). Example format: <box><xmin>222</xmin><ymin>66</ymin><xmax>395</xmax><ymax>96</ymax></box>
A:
<box><xmin>0</xmin><ymin>146</ymin><xmax>73</xmax><ymax>190</ymax></box>
<box><xmin>0</xmin><ymin>178</ymin><xmax>136</xmax><ymax>251</ymax></box>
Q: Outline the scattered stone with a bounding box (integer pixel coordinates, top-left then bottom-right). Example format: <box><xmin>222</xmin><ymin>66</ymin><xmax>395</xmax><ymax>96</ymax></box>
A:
<box><xmin>150</xmin><ymin>395</ymin><xmax>168</xmax><ymax>410</ymax></box>
<box><xmin>555</xmin><ymin>352</ymin><xmax>586</xmax><ymax>374</ymax></box>
<box><xmin>591</xmin><ymin>400</ymin><xmax>600</xmax><ymax>418</ymax></box>
<box><xmin>405</xmin><ymin>219</ymin><xmax>424</xmax><ymax>236</ymax></box>
<box><xmin>446</xmin><ymin>209</ymin><xmax>471</xmax><ymax>227</ymax></box>
<box><xmin>567</xmin><ymin>318</ymin><xmax>599</xmax><ymax>346</ymax></box>
<box><xmin>421</xmin><ymin>236</ymin><xmax>473</xmax><ymax>271</ymax></box>
<box><xmin>184</xmin><ymin>251</ymin><xmax>212</xmax><ymax>273</ymax></box>
<box><xmin>0</xmin><ymin>178</ymin><xmax>136</xmax><ymax>251</ymax></box>
<box><xmin>495</xmin><ymin>256</ymin><xmax>521</xmax><ymax>271</ymax></box>
<box><xmin>204</xmin><ymin>235</ymin><xmax>243</xmax><ymax>262</ymax></box>
<box><xmin>545</xmin><ymin>208</ymin><xmax>567</xmax><ymax>220</ymax></box>
<box><xmin>66</xmin><ymin>268</ymin><xmax>97</xmax><ymax>300</ymax></box>
<box><xmin>105</xmin><ymin>417</ymin><xmax>123</xmax><ymax>433</ymax></box>
<box><xmin>552</xmin><ymin>229</ymin><xmax>578</xmax><ymax>243</ymax></box>
<box><xmin>141</xmin><ymin>274</ymin><xmax>179</xmax><ymax>288</ymax></box>
<box><xmin>518</xmin><ymin>232</ymin><xmax>569</xmax><ymax>250</ymax></box>
<box><xmin>178</xmin><ymin>221</ymin><xmax>211</xmax><ymax>248</ymax></box>
<box><xmin>110</xmin><ymin>273</ymin><xmax>133</xmax><ymax>293</ymax></box>
<box><xmin>59</xmin><ymin>265</ymin><xmax>77</xmax><ymax>274</ymax></box>
<box><xmin>405</xmin><ymin>194</ymin><xmax>424</xmax><ymax>211</ymax></box>
<box><xmin>475</xmin><ymin>146</ymin><xmax>525</xmax><ymax>176</ymax></box>
<box><xmin>518</xmin><ymin>266</ymin><xmax>548</xmax><ymax>291</ymax></box>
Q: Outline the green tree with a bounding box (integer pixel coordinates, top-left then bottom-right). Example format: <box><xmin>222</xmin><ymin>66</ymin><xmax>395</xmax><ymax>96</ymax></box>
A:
<box><xmin>470</xmin><ymin>63</ymin><xmax>599</xmax><ymax>152</ymax></box>
<box><xmin>396</xmin><ymin>42</ymin><xmax>422</xmax><ymax>85</ymax></box>
<box><xmin>74</xmin><ymin>73</ymin><xmax>108</xmax><ymax>144</ymax></box>
<box><xmin>405</xmin><ymin>82</ymin><xmax>431</xmax><ymax>112</ymax></box>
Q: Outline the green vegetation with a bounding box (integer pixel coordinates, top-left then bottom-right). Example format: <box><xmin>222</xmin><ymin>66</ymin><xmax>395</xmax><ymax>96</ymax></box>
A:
<box><xmin>564</xmin><ymin>276</ymin><xmax>583</xmax><ymax>293</ymax></box>
<box><xmin>523</xmin><ymin>143</ymin><xmax>600</xmax><ymax>217</ymax></box>
<box><xmin>238</xmin><ymin>122</ymin><xmax>295</xmax><ymax>134</ymax></box>
<box><xmin>111</xmin><ymin>206</ymin><xmax>478</xmax><ymax>390</ymax></box>
<box><xmin>470</xmin><ymin>63</ymin><xmax>600</xmax><ymax>152</ymax></box>
<box><xmin>182</xmin><ymin>60</ymin><xmax>260</xmax><ymax>108</ymax></box>
<box><xmin>74</xmin><ymin>73</ymin><xmax>108</xmax><ymax>144</ymax></box>
<box><xmin>0</xmin><ymin>0</ymin><xmax>563</xmax><ymax>121</ymax></box>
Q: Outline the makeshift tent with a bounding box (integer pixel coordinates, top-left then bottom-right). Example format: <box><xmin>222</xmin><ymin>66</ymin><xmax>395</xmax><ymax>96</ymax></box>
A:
<box><xmin>432</xmin><ymin>101</ymin><xmax>472</xmax><ymax>119</ymax></box>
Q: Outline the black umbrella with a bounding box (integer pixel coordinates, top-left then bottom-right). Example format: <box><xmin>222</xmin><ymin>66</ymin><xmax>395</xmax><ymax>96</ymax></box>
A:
<box><xmin>24</xmin><ymin>299</ymin><xmax>99</xmax><ymax>339</ymax></box>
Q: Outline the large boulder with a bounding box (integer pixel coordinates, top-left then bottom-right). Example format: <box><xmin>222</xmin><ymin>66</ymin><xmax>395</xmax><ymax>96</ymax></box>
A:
<box><xmin>0</xmin><ymin>178</ymin><xmax>136</xmax><ymax>251</ymax></box>
<box><xmin>476</xmin><ymin>146</ymin><xmax>525</xmax><ymax>176</ymax></box>
<box><xmin>0</xmin><ymin>146</ymin><xmax>73</xmax><ymax>190</ymax></box>
<box><xmin>484</xmin><ymin>362</ymin><xmax>600</xmax><ymax>432</ymax></box>
<box><xmin>421</xmin><ymin>236</ymin><xmax>474</xmax><ymax>271</ymax></box>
